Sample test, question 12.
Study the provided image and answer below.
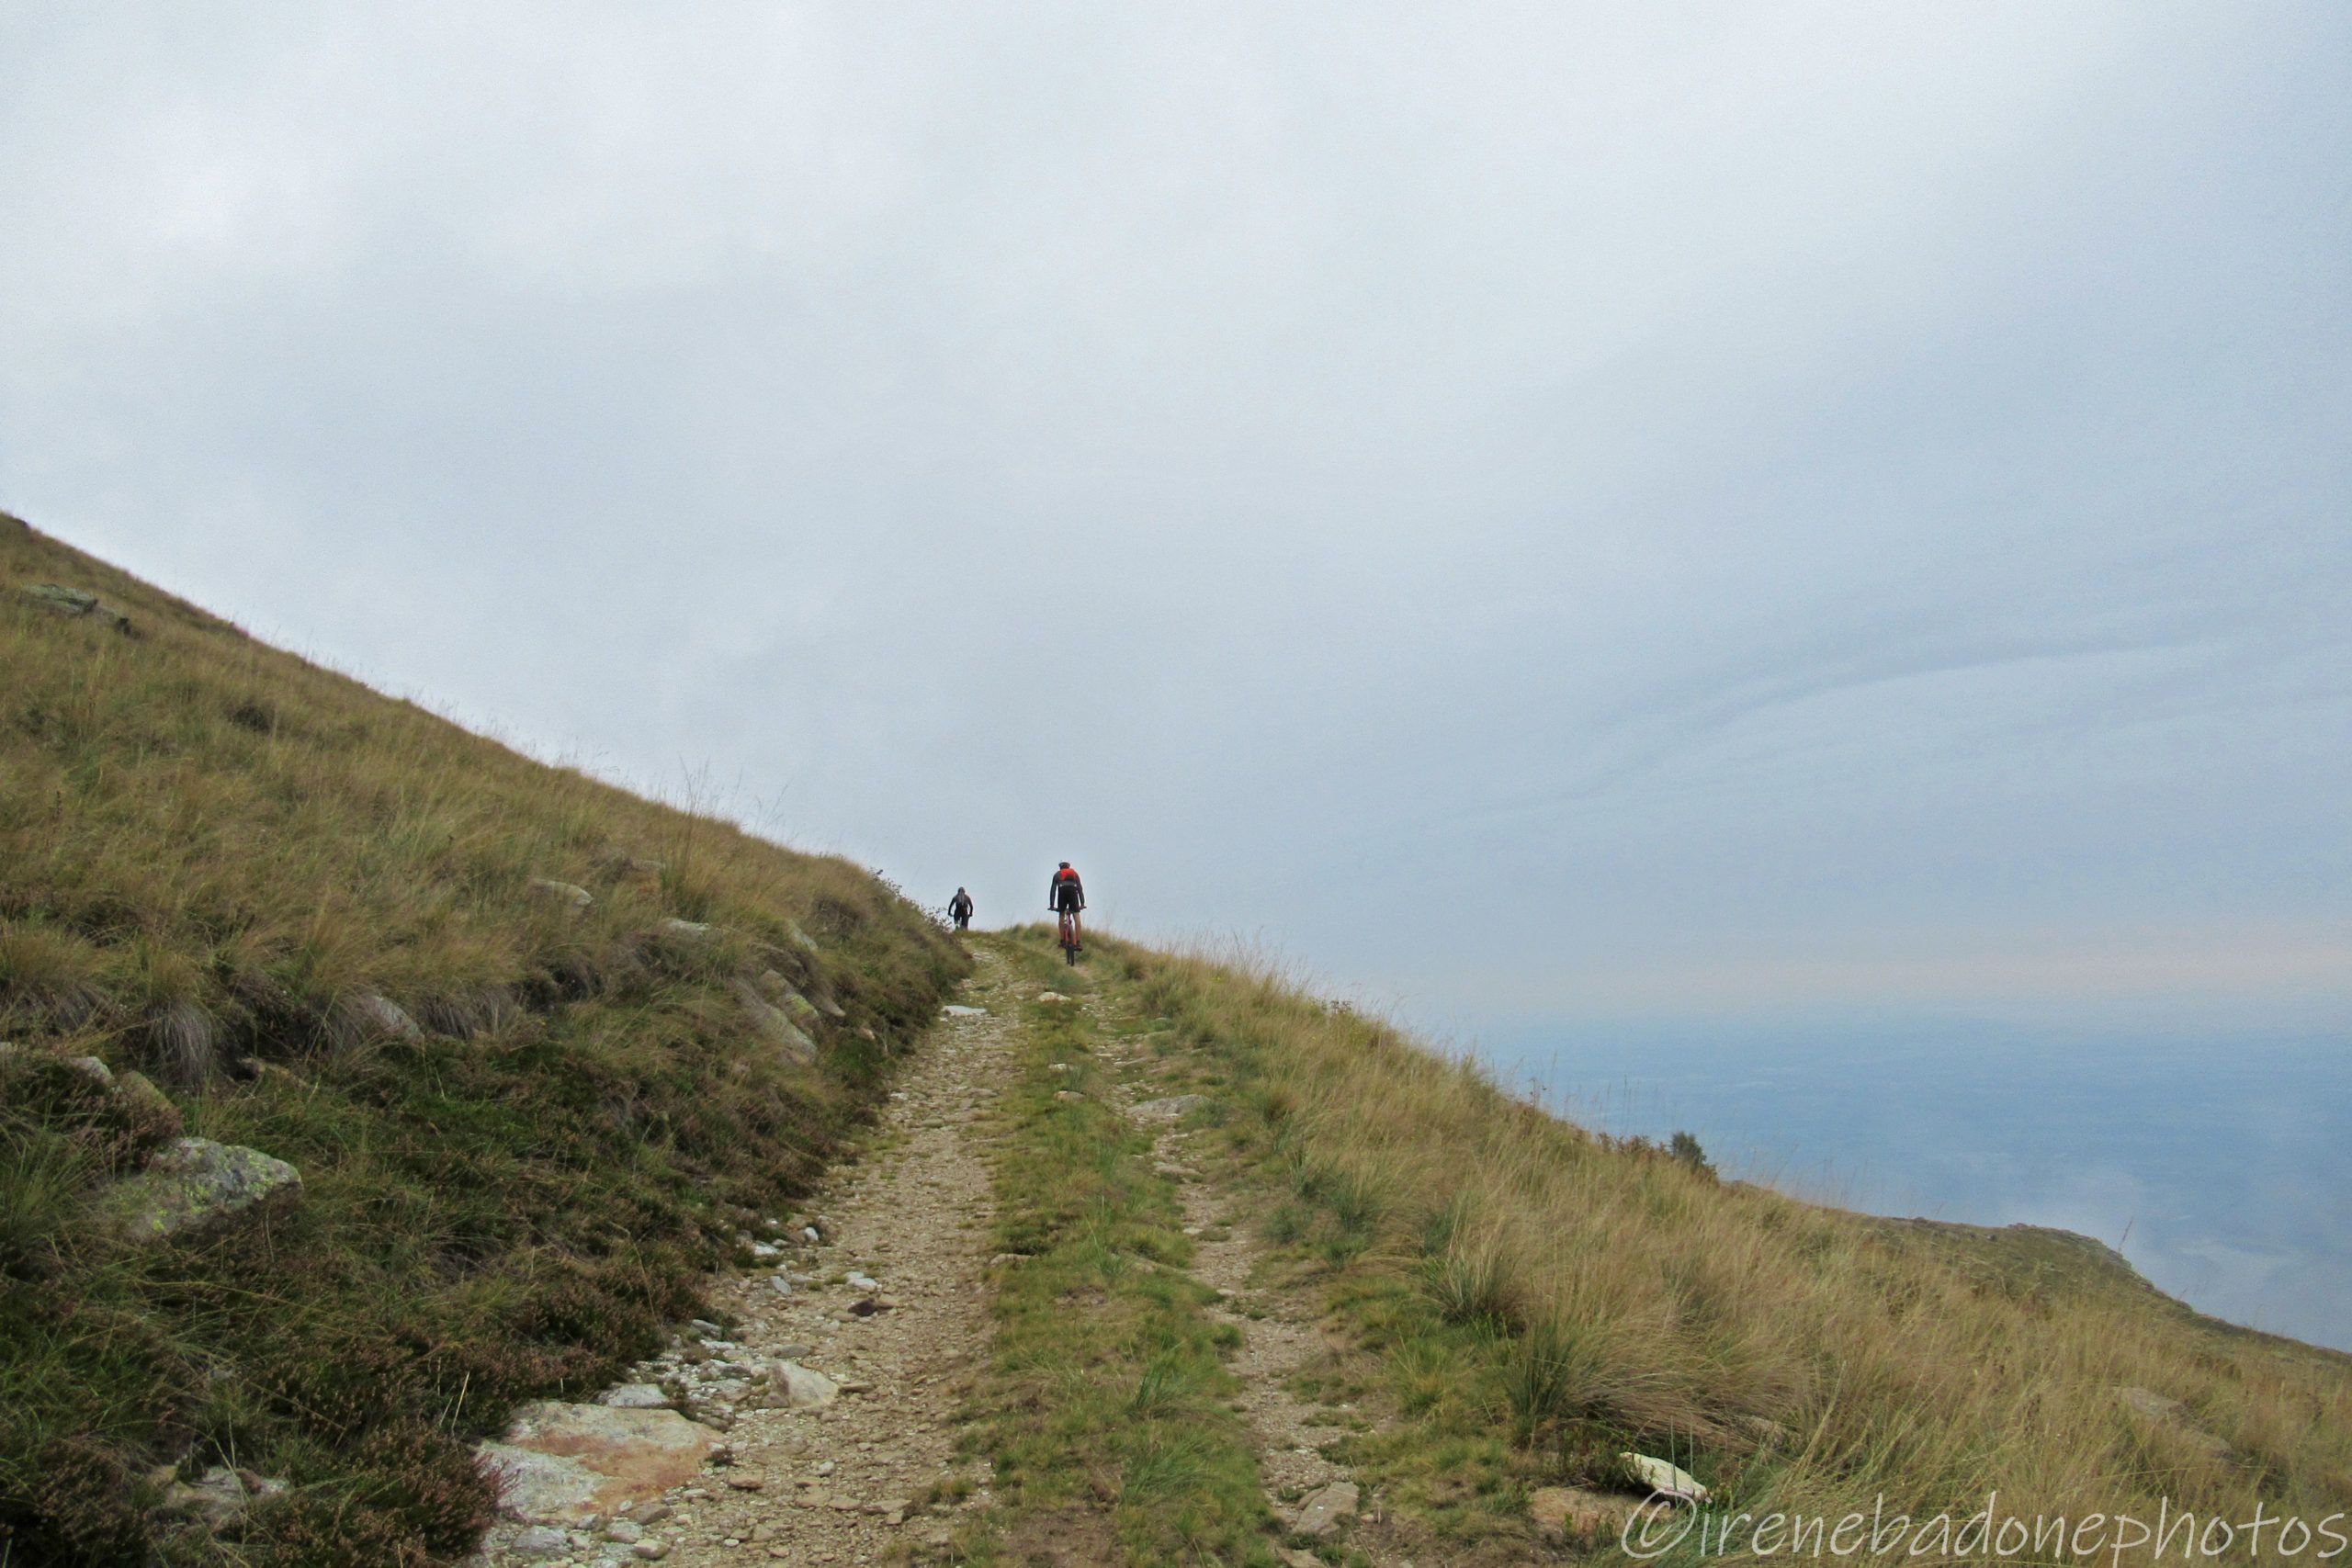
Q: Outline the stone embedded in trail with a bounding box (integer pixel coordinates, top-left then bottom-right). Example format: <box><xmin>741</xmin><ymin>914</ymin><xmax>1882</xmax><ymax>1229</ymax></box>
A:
<box><xmin>98</xmin><ymin>1137</ymin><xmax>301</xmax><ymax>1242</ymax></box>
<box><xmin>845</xmin><ymin>1272</ymin><xmax>879</xmax><ymax>1292</ymax></box>
<box><xmin>597</xmin><ymin>1383</ymin><xmax>672</xmax><ymax>1409</ymax></box>
<box><xmin>941</xmin><ymin>1005</ymin><xmax>989</xmax><ymax>1018</ymax></box>
<box><xmin>478</xmin><ymin>1403</ymin><xmax>720</xmax><ymax>1524</ymax></box>
<box><xmin>1035</xmin><ymin>991</ymin><xmax>1070</xmax><ymax>1003</ymax></box>
<box><xmin>768</xmin><ymin>1360</ymin><xmax>841</xmax><ymax>1409</ymax></box>
<box><xmin>1292</xmin><ymin>1480</ymin><xmax>1360</xmax><ymax>1537</ymax></box>
<box><xmin>509</xmin><ymin>1523</ymin><xmax>569</xmax><ymax>1558</ymax></box>
<box><xmin>1133</xmin><ymin>1094</ymin><xmax>1211</xmax><ymax>1119</ymax></box>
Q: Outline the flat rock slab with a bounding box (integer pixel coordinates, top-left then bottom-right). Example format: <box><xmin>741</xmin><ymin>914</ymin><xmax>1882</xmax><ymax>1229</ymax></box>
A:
<box><xmin>1133</xmin><ymin>1094</ymin><xmax>1211</xmax><ymax>1119</ymax></box>
<box><xmin>1293</xmin><ymin>1480</ymin><xmax>1359</xmax><ymax>1537</ymax></box>
<box><xmin>479</xmin><ymin>1403</ymin><xmax>720</xmax><ymax>1524</ymax></box>
<box><xmin>941</xmin><ymin>1005</ymin><xmax>989</xmax><ymax>1018</ymax></box>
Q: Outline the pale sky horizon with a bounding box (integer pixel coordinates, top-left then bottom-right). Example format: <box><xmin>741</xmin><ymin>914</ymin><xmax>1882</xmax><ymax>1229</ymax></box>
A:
<box><xmin>3</xmin><ymin>3</ymin><xmax>2346</xmax><ymax>1036</ymax></box>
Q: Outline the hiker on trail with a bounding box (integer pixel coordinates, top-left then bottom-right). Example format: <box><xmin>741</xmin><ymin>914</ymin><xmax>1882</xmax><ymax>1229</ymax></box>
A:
<box><xmin>949</xmin><ymin>887</ymin><xmax>974</xmax><ymax>931</ymax></box>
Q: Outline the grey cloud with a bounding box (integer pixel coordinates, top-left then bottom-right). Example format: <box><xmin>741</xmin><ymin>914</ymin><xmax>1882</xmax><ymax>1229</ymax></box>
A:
<box><xmin>1</xmin><ymin>0</ymin><xmax>2346</xmax><ymax>1027</ymax></box>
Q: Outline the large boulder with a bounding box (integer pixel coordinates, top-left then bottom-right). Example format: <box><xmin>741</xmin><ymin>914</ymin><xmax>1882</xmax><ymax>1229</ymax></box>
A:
<box><xmin>98</xmin><ymin>1138</ymin><xmax>301</xmax><ymax>1242</ymax></box>
<box><xmin>477</xmin><ymin>1403</ymin><xmax>721</xmax><ymax>1524</ymax></box>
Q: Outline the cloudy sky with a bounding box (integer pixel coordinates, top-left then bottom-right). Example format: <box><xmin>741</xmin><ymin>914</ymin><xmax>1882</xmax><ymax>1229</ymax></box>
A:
<box><xmin>4</xmin><ymin>2</ymin><xmax>2346</xmax><ymax>1031</ymax></box>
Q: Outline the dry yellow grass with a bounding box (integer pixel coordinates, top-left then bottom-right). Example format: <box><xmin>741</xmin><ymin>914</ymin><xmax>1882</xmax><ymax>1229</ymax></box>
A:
<box><xmin>1</xmin><ymin>513</ymin><xmax>966</xmax><ymax>1562</ymax></box>
<box><xmin>1118</xmin><ymin>938</ymin><xmax>2352</xmax><ymax>1564</ymax></box>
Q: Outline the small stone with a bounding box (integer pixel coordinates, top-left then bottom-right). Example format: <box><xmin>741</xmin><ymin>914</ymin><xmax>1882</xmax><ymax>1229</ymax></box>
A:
<box><xmin>512</xmin><ymin>1523</ymin><xmax>570</xmax><ymax>1557</ymax></box>
<box><xmin>529</xmin><ymin>877</ymin><xmax>594</xmax><ymax>910</ymax></box>
<box><xmin>1054</xmin><ymin>1089</ymin><xmax>1083</xmax><ymax>1102</ymax></box>
<box><xmin>769</xmin><ymin>1276</ymin><xmax>794</xmax><ymax>1297</ymax></box>
<box><xmin>632</xmin><ymin>1541</ymin><xmax>671</xmax><ymax>1561</ymax></box>
<box><xmin>605</xmin><ymin>1518</ymin><xmax>644</xmax><ymax>1544</ymax></box>
<box><xmin>724</xmin><ymin>1475</ymin><xmax>763</xmax><ymax>1491</ymax></box>
<box><xmin>1620</xmin><ymin>1451</ymin><xmax>1710</xmax><ymax>1503</ymax></box>
<box><xmin>845</xmin><ymin>1272</ymin><xmax>879</xmax><ymax>1292</ymax></box>
<box><xmin>597</xmin><ymin>1384</ymin><xmax>671</xmax><ymax>1409</ymax></box>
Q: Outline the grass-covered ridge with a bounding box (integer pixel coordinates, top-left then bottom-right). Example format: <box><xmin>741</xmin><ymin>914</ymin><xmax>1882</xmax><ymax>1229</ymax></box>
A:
<box><xmin>1110</xmin><ymin>936</ymin><xmax>2352</xmax><ymax>1564</ymax></box>
<box><xmin>0</xmin><ymin>513</ymin><xmax>967</xmax><ymax>1563</ymax></box>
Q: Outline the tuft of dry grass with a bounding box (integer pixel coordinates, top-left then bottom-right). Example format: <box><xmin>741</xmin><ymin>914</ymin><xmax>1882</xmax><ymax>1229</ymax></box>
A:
<box><xmin>1114</xmin><ymin>937</ymin><xmax>2352</xmax><ymax>1563</ymax></box>
<box><xmin>0</xmin><ymin>515</ymin><xmax>967</xmax><ymax>1562</ymax></box>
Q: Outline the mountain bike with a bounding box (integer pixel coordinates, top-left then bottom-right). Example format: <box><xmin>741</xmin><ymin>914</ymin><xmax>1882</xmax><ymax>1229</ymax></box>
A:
<box><xmin>1057</xmin><ymin>908</ymin><xmax>1082</xmax><ymax>964</ymax></box>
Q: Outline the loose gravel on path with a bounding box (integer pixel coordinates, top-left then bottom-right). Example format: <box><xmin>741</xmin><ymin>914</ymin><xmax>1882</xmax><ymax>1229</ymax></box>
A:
<box><xmin>481</xmin><ymin>952</ymin><xmax>1019</xmax><ymax>1568</ymax></box>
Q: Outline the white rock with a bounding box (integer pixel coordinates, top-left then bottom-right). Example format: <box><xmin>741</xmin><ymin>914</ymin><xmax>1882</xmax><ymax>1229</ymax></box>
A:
<box><xmin>769</xmin><ymin>1361</ymin><xmax>841</xmax><ymax>1409</ymax></box>
<box><xmin>941</xmin><ymin>1005</ymin><xmax>989</xmax><ymax>1018</ymax></box>
<box><xmin>845</xmin><ymin>1272</ymin><xmax>879</xmax><ymax>1292</ymax></box>
<box><xmin>1620</xmin><ymin>1452</ymin><xmax>1709</xmax><ymax>1503</ymax></box>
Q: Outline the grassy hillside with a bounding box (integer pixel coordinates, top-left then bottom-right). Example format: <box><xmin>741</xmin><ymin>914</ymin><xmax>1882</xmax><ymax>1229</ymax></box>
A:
<box><xmin>1100</xmin><ymin>935</ymin><xmax>2352</xmax><ymax>1562</ymax></box>
<box><xmin>0</xmin><ymin>513</ymin><xmax>967</xmax><ymax>1564</ymax></box>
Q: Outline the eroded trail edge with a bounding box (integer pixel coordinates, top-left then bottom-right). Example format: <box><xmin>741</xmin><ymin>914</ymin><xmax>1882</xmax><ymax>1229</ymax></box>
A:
<box><xmin>478</xmin><ymin>960</ymin><xmax>1014</xmax><ymax>1567</ymax></box>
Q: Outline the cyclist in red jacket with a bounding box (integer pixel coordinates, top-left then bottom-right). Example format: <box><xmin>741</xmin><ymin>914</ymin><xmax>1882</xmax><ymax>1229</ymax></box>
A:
<box><xmin>1048</xmin><ymin>863</ymin><xmax>1086</xmax><ymax>955</ymax></box>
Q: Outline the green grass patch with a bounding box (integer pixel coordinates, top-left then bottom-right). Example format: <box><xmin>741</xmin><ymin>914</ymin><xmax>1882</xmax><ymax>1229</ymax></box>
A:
<box><xmin>962</xmin><ymin>932</ymin><xmax>1276</xmax><ymax>1566</ymax></box>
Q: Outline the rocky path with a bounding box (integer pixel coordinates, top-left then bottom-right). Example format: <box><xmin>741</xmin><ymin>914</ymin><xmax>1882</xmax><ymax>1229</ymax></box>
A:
<box><xmin>476</xmin><ymin>945</ymin><xmax>1418</xmax><ymax>1567</ymax></box>
<box><xmin>477</xmin><ymin>954</ymin><xmax>1019</xmax><ymax>1568</ymax></box>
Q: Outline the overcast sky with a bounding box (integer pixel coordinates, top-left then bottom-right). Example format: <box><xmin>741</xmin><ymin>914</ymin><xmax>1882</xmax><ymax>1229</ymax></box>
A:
<box><xmin>4</xmin><ymin>3</ymin><xmax>2346</xmax><ymax>1031</ymax></box>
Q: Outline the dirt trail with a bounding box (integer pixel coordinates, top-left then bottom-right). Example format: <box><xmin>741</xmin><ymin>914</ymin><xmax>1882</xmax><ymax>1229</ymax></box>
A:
<box><xmin>1092</xmin><ymin>1001</ymin><xmax>1412</xmax><ymax>1568</ymax></box>
<box><xmin>663</xmin><ymin>953</ymin><xmax>1021</xmax><ymax>1565</ymax></box>
<box><xmin>492</xmin><ymin>950</ymin><xmax>1021</xmax><ymax>1568</ymax></box>
<box><xmin>482</xmin><ymin>945</ymin><xmax>1413</xmax><ymax>1566</ymax></box>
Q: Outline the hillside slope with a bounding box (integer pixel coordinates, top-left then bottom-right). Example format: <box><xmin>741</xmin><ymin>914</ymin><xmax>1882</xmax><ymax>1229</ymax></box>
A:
<box><xmin>0</xmin><ymin>514</ymin><xmax>967</xmax><ymax>1563</ymax></box>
